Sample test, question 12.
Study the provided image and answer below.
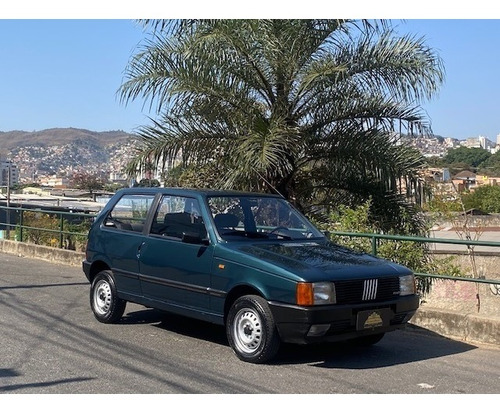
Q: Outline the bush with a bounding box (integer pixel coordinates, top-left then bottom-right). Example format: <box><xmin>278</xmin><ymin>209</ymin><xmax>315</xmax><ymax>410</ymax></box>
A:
<box><xmin>19</xmin><ymin>211</ymin><xmax>60</xmax><ymax>246</ymax></box>
<box><xmin>315</xmin><ymin>199</ymin><xmax>463</xmax><ymax>296</ymax></box>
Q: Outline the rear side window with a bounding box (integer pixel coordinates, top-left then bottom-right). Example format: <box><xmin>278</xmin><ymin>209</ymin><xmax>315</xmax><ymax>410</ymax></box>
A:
<box><xmin>105</xmin><ymin>194</ymin><xmax>156</xmax><ymax>233</ymax></box>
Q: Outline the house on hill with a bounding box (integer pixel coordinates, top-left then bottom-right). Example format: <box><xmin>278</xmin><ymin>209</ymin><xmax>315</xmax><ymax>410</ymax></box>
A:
<box><xmin>453</xmin><ymin>170</ymin><xmax>476</xmax><ymax>191</ymax></box>
<box><xmin>452</xmin><ymin>170</ymin><xmax>500</xmax><ymax>192</ymax></box>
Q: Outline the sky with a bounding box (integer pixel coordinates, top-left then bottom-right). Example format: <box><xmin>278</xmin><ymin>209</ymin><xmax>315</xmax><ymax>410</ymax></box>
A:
<box><xmin>1</xmin><ymin>2</ymin><xmax>500</xmax><ymax>141</ymax></box>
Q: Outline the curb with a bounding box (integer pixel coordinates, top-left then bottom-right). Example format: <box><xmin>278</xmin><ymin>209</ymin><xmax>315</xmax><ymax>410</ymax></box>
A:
<box><xmin>411</xmin><ymin>307</ymin><xmax>500</xmax><ymax>347</ymax></box>
<box><xmin>0</xmin><ymin>239</ymin><xmax>84</xmax><ymax>267</ymax></box>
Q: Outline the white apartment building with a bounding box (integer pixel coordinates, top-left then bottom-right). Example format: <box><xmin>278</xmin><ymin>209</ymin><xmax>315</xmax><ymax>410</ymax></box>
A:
<box><xmin>461</xmin><ymin>136</ymin><xmax>496</xmax><ymax>152</ymax></box>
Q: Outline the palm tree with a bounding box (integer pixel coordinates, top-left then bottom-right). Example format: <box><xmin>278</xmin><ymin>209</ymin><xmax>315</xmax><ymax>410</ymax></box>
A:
<box><xmin>118</xmin><ymin>19</ymin><xmax>444</xmax><ymax>234</ymax></box>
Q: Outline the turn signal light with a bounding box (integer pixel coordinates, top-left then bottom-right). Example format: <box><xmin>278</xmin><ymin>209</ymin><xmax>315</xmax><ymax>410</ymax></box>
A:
<box><xmin>297</xmin><ymin>283</ymin><xmax>314</xmax><ymax>306</ymax></box>
<box><xmin>296</xmin><ymin>282</ymin><xmax>336</xmax><ymax>306</ymax></box>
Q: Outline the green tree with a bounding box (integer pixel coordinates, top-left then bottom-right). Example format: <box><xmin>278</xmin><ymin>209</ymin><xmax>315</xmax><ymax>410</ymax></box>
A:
<box><xmin>443</xmin><ymin>147</ymin><xmax>491</xmax><ymax>170</ymax></box>
<box><xmin>462</xmin><ymin>185</ymin><xmax>500</xmax><ymax>213</ymax></box>
<box><xmin>135</xmin><ymin>178</ymin><xmax>161</xmax><ymax>187</ymax></box>
<box><xmin>119</xmin><ymin>19</ymin><xmax>444</xmax><ymax>233</ymax></box>
<box><xmin>71</xmin><ymin>172</ymin><xmax>106</xmax><ymax>195</ymax></box>
<box><xmin>317</xmin><ymin>199</ymin><xmax>462</xmax><ymax>295</ymax></box>
<box><xmin>478</xmin><ymin>151</ymin><xmax>500</xmax><ymax>176</ymax></box>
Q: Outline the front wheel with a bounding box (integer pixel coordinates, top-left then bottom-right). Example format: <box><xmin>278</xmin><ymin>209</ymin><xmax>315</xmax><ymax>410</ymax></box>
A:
<box><xmin>90</xmin><ymin>270</ymin><xmax>126</xmax><ymax>323</ymax></box>
<box><xmin>226</xmin><ymin>295</ymin><xmax>281</xmax><ymax>364</ymax></box>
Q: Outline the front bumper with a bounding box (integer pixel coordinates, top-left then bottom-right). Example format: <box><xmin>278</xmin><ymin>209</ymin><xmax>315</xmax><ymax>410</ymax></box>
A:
<box><xmin>269</xmin><ymin>295</ymin><xmax>419</xmax><ymax>344</ymax></box>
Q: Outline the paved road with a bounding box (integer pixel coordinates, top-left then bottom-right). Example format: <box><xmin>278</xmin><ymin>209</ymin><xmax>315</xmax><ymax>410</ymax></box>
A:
<box><xmin>1</xmin><ymin>252</ymin><xmax>500</xmax><ymax>395</ymax></box>
<box><xmin>431</xmin><ymin>230</ymin><xmax>500</xmax><ymax>253</ymax></box>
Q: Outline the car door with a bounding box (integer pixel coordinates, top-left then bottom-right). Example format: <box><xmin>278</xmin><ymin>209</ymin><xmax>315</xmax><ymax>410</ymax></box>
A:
<box><xmin>99</xmin><ymin>192</ymin><xmax>156</xmax><ymax>298</ymax></box>
<box><xmin>138</xmin><ymin>194</ymin><xmax>215</xmax><ymax>315</ymax></box>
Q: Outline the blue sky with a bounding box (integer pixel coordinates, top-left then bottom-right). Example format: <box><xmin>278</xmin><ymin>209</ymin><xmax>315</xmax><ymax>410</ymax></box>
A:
<box><xmin>1</xmin><ymin>14</ymin><xmax>500</xmax><ymax>141</ymax></box>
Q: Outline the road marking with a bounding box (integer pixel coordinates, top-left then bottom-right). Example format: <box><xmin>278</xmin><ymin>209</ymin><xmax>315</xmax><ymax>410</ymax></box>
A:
<box><xmin>417</xmin><ymin>383</ymin><xmax>435</xmax><ymax>389</ymax></box>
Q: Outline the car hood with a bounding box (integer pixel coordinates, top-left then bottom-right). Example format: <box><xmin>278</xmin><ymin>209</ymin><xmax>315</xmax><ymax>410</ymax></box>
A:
<box><xmin>222</xmin><ymin>241</ymin><xmax>412</xmax><ymax>282</ymax></box>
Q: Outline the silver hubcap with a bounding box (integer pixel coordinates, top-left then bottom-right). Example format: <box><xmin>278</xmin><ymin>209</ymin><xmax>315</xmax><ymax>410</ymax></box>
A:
<box><xmin>93</xmin><ymin>280</ymin><xmax>112</xmax><ymax>315</ymax></box>
<box><xmin>232</xmin><ymin>308</ymin><xmax>263</xmax><ymax>354</ymax></box>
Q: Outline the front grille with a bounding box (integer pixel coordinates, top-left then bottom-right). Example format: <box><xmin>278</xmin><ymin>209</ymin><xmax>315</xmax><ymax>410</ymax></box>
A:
<box><xmin>335</xmin><ymin>277</ymin><xmax>400</xmax><ymax>305</ymax></box>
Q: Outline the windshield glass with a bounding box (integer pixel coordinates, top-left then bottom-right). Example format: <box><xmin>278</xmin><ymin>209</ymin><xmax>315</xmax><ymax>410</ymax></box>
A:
<box><xmin>207</xmin><ymin>195</ymin><xmax>325</xmax><ymax>241</ymax></box>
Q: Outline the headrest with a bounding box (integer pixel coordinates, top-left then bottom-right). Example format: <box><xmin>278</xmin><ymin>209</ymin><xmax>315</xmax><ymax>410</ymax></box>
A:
<box><xmin>214</xmin><ymin>213</ymin><xmax>239</xmax><ymax>228</ymax></box>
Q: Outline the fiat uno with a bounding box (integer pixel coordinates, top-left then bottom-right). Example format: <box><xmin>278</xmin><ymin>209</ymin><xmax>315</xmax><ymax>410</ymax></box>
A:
<box><xmin>83</xmin><ymin>188</ymin><xmax>419</xmax><ymax>363</ymax></box>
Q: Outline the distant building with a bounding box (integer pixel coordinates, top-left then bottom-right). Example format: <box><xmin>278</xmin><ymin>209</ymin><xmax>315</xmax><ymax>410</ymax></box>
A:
<box><xmin>444</xmin><ymin>137</ymin><xmax>460</xmax><ymax>149</ymax></box>
<box><xmin>461</xmin><ymin>136</ymin><xmax>496</xmax><ymax>152</ymax></box>
<box><xmin>425</xmin><ymin>167</ymin><xmax>451</xmax><ymax>182</ymax></box>
<box><xmin>109</xmin><ymin>172</ymin><xmax>128</xmax><ymax>182</ymax></box>
<box><xmin>38</xmin><ymin>175</ymin><xmax>69</xmax><ymax>188</ymax></box>
<box><xmin>0</xmin><ymin>156</ymin><xmax>19</xmax><ymax>187</ymax></box>
<box><xmin>479</xmin><ymin>135</ymin><xmax>495</xmax><ymax>151</ymax></box>
<box><xmin>453</xmin><ymin>170</ymin><xmax>476</xmax><ymax>191</ymax></box>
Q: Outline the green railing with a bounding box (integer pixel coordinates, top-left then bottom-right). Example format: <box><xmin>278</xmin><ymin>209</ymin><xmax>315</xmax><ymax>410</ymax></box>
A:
<box><xmin>0</xmin><ymin>205</ymin><xmax>97</xmax><ymax>249</ymax></box>
<box><xmin>330</xmin><ymin>230</ymin><xmax>500</xmax><ymax>286</ymax></box>
<box><xmin>1</xmin><ymin>204</ymin><xmax>499</xmax><ymax>285</ymax></box>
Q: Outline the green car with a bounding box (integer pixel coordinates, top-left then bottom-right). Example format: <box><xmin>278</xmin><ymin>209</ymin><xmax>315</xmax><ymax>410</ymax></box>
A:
<box><xmin>83</xmin><ymin>188</ymin><xmax>419</xmax><ymax>363</ymax></box>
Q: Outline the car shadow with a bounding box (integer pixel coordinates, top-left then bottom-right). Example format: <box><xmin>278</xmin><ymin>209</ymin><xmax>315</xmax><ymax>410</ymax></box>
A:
<box><xmin>275</xmin><ymin>326</ymin><xmax>477</xmax><ymax>368</ymax></box>
<box><xmin>121</xmin><ymin>308</ymin><xmax>228</xmax><ymax>346</ymax></box>
<box><xmin>120</xmin><ymin>308</ymin><xmax>478</xmax><ymax>368</ymax></box>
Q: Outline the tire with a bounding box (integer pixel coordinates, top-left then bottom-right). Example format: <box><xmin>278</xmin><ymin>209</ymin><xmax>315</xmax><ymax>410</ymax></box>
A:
<box><xmin>350</xmin><ymin>333</ymin><xmax>385</xmax><ymax>347</ymax></box>
<box><xmin>90</xmin><ymin>270</ymin><xmax>126</xmax><ymax>324</ymax></box>
<box><xmin>226</xmin><ymin>295</ymin><xmax>281</xmax><ymax>364</ymax></box>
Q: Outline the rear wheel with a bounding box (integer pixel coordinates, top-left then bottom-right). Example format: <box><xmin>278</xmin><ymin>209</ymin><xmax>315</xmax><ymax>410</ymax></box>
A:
<box><xmin>226</xmin><ymin>295</ymin><xmax>280</xmax><ymax>364</ymax></box>
<box><xmin>90</xmin><ymin>270</ymin><xmax>126</xmax><ymax>323</ymax></box>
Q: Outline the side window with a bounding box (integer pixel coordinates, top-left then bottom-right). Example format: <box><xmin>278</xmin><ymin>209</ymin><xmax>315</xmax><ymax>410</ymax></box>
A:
<box><xmin>105</xmin><ymin>194</ymin><xmax>156</xmax><ymax>233</ymax></box>
<box><xmin>150</xmin><ymin>196</ymin><xmax>207</xmax><ymax>240</ymax></box>
<box><xmin>208</xmin><ymin>197</ymin><xmax>245</xmax><ymax>233</ymax></box>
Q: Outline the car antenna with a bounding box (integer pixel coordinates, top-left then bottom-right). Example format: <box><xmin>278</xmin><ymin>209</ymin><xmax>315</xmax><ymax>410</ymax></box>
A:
<box><xmin>254</xmin><ymin>170</ymin><xmax>285</xmax><ymax>198</ymax></box>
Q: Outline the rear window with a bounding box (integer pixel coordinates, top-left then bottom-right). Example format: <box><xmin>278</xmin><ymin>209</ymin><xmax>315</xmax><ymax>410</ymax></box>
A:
<box><xmin>105</xmin><ymin>194</ymin><xmax>156</xmax><ymax>232</ymax></box>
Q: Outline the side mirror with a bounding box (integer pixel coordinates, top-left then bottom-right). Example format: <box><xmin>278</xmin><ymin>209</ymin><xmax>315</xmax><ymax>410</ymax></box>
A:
<box><xmin>104</xmin><ymin>220</ymin><xmax>117</xmax><ymax>228</ymax></box>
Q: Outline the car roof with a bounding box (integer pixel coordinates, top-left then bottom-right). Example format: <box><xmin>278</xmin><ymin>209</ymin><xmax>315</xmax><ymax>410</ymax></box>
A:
<box><xmin>116</xmin><ymin>187</ymin><xmax>284</xmax><ymax>199</ymax></box>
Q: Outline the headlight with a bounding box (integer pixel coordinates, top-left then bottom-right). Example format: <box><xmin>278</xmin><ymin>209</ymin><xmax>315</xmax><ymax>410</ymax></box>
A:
<box><xmin>297</xmin><ymin>282</ymin><xmax>336</xmax><ymax>306</ymax></box>
<box><xmin>399</xmin><ymin>274</ymin><xmax>416</xmax><ymax>296</ymax></box>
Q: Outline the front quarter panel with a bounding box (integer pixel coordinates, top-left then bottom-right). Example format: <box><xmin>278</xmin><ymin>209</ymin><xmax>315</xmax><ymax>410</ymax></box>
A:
<box><xmin>210</xmin><ymin>244</ymin><xmax>299</xmax><ymax>315</ymax></box>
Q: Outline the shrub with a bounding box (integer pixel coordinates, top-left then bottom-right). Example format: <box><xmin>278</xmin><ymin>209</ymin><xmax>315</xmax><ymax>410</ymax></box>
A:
<box><xmin>315</xmin><ymin>200</ymin><xmax>463</xmax><ymax>296</ymax></box>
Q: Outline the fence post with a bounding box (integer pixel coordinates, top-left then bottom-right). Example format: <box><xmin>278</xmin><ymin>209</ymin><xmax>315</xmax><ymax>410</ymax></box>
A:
<box><xmin>59</xmin><ymin>213</ymin><xmax>64</xmax><ymax>249</ymax></box>
<box><xmin>371</xmin><ymin>235</ymin><xmax>377</xmax><ymax>255</ymax></box>
<box><xmin>19</xmin><ymin>209</ymin><xmax>23</xmax><ymax>242</ymax></box>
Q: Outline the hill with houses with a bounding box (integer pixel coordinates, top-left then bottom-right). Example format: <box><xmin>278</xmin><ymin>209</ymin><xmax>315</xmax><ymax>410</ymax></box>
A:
<box><xmin>0</xmin><ymin>128</ymin><xmax>139</xmax><ymax>182</ymax></box>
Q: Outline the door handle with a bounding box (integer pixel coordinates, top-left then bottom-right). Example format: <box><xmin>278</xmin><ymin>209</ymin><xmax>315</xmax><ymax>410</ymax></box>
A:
<box><xmin>136</xmin><ymin>241</ymin><xmax>146</xmax><ymax>260</ymax></box>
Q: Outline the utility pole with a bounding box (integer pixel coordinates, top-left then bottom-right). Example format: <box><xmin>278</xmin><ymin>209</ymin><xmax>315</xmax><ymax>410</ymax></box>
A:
<box><xmin>6</xmin><ymin>162</ymin><xmax>11</xmax><ymax>239</ymax></box>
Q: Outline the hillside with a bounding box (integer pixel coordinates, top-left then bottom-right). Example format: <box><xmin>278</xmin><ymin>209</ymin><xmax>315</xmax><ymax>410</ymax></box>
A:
<box><xmin>0</xmin><ymin>128</ymin><xmax>133</xmax><ymax>151</ymax></box>
<box><xmin>0</xmin><ymin>128</ymin><xmax>139</xmax><ymax>180</ymax></box>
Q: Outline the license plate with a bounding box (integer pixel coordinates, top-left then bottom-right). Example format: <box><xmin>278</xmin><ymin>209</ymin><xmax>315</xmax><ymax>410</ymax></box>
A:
<box><xmin>356</xmin><ymin>309</ymin><xmax>391</xmax><ymax>330</ymax></box>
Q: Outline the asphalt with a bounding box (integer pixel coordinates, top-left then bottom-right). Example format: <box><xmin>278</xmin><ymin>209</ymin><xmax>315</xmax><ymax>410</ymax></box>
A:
<box><xmin>1</xmin><ymin>238</ymin><xmax>499</xmax><ymax>348</ymax></box>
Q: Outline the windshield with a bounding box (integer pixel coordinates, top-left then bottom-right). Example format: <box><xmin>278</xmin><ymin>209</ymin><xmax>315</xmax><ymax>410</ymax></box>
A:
<box><xmin>207</xmin><ymin>195</ymin><xmax>325</xmax><ymax>241</ymax></box>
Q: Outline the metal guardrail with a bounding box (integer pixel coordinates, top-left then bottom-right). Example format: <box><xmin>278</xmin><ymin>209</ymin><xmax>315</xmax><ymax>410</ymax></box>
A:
<box><xmin>1</xmin><ymin>205</ymin><xmax>499</xmax><ymax>285</ymax></box>
<box><xmin>0</xmin><ymin>205</ymin><xmax>96</xmax><ymax>249</ymax></box>
<box><xmin>330</xmin><ymin>230</ymin><xmax>500</xmax><ymax>286</ymax></box>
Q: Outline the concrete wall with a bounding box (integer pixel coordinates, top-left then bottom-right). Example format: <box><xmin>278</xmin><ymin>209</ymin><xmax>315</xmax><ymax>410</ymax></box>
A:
<box><xmin>425</xmin><ymin>252</ymin><xmax>500</xmax><ymax>315</ymax></box>
<box><xmin>0</xmin><ymin>239</ymin><xmax>85</xmax><ymax>267</ymax></box>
